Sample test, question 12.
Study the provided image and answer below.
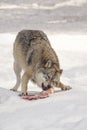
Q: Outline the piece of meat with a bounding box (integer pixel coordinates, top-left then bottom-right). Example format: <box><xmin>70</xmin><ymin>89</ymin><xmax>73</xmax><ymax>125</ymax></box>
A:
<box><xmin>22</xmin><ymin>87</ymin><xmax>54</xmax><ymax>100</ymax></box>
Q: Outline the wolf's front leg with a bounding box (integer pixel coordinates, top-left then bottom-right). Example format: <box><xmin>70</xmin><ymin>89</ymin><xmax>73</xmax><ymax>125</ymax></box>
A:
<box><xmin>59</xmin><ymin>82</ymin><xmax>72</xmax><ymax>91</ymax></box>
<box><xmin>20</xmin><ymin>72</ymin><xmax>29</xmax><ymax>96</ymax></box>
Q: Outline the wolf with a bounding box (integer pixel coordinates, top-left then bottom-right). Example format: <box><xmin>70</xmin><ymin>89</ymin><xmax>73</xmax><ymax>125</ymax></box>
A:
<box><xmin>11</xmin><ymin>30</ymin><xmax>71</xmax><ymax>95</ymax></box>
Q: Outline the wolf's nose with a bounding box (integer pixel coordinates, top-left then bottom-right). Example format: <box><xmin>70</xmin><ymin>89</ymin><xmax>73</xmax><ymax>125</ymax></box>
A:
<box><xmin>42</xmin><ymin>83</ymin><xmax>46</xmax><ymax>90</ymax></box>
<box><xmin>42</xmin><ymin>83</ymin><xmax>51</xmax><ymax>91</ymax></box>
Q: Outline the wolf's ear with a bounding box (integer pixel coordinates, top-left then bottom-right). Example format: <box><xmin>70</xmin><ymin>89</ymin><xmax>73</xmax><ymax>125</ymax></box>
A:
<box><xmin>45</xmin><ymin>60</ymin><xmax>52</xmax><ymax>68</ymax></box>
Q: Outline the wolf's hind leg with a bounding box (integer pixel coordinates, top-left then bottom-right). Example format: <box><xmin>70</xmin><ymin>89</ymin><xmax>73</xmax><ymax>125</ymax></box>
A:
<box><xmin>11</xmin><ymin>62</ymin><xmax>22</xmax><ymax>91</ymax></box>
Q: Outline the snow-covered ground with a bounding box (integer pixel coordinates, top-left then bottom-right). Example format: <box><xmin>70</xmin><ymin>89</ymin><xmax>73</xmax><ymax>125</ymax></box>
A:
<box><xmin>0</xmin><ymin>33</ymin><xmax>87</xmax><ymax>130</ymax></box>
<box><xmin>0</xmin><ymin>0</ymin><xmax>87</xmax><ymax>130</ymax></box>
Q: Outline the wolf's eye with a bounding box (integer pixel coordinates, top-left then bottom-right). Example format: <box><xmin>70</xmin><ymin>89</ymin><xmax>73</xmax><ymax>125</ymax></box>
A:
<box><xmin>44</xmin><ymin>75</ymin><xmax>49</xmax><ymax>81</ymax></box>
<box><xmin>47</xmin><ymin>73</ymin><xmax>53</xmax><ymax>80</ymax></box>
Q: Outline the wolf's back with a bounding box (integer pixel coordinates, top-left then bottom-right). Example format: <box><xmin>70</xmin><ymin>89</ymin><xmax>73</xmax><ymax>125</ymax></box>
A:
<box><xmin>15</xmin><ymin>30</ymin><xmax>50</xmax><ymax>46</ymax></box>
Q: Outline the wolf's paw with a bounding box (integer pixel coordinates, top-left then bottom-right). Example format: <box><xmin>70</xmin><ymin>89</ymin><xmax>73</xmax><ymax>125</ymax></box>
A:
<box><xmin>61</xmin><ymin>85</ymin><xmax>72</xmax><ymax>91</ymax></box>
<box><xmin>19</xmin><ymin>92</ymin><xmax>28</xmax><ymax>96</ymax></box>
<box><xmin>10</xmin><ymin>88</ymin><xmax>17</xmax><ymax>92</ymax></box>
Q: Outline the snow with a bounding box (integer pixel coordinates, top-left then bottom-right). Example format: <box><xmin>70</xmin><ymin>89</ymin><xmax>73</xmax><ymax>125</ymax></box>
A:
<box><xmin>0</xmin><ymin>0</ymin><xmax>87</xmax><ymax>130</ymax></box>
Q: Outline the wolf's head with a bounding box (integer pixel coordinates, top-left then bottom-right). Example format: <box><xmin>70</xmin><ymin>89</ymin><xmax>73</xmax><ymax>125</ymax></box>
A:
<box><xmin>36</xmin><ymin>60</ymin><xmax>63</xmax><ymax>90</ymax></box>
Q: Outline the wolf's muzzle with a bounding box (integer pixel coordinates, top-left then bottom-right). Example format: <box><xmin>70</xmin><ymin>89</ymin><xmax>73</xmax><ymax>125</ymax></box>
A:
<box><xmin>42</xmin><ymin>83</ymin><xmax>51</xmax><ymax>91</ymax></box>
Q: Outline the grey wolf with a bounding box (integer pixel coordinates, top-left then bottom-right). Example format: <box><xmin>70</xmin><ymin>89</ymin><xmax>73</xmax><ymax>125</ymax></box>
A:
<box><xmin>11</xmin><ymin>30</ymin><xmax>71</xmax><ymax>95</ymax></box>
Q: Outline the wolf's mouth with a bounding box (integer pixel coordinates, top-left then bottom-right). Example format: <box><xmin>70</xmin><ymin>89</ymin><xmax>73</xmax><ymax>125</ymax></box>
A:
<box><xmin>42</xmin><ymin>83</ymin><xmax>51</xmax><ymax>91</ymax></box>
